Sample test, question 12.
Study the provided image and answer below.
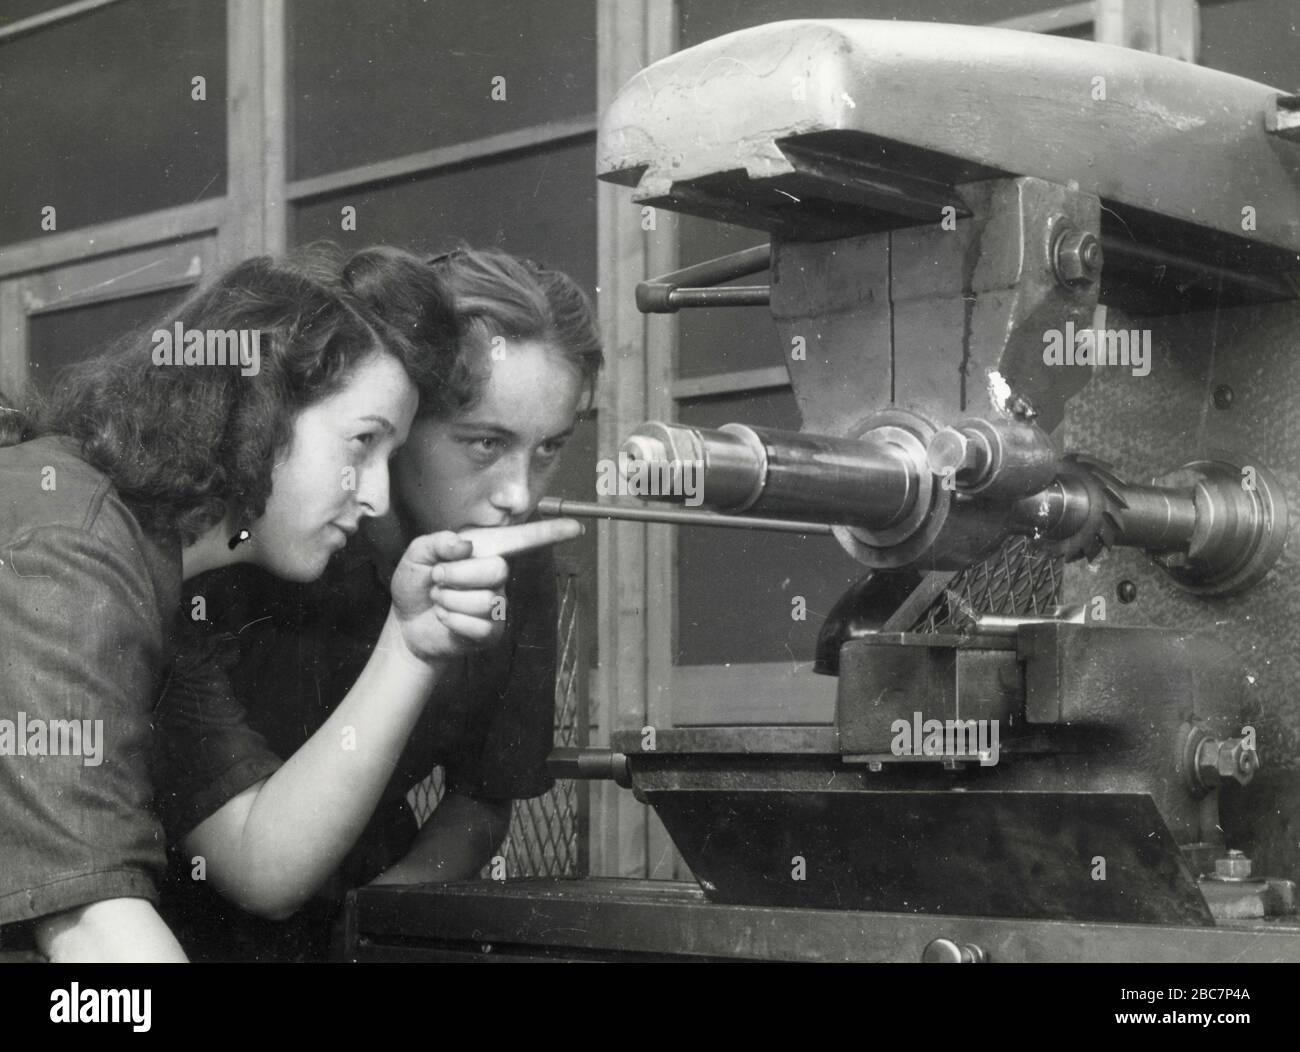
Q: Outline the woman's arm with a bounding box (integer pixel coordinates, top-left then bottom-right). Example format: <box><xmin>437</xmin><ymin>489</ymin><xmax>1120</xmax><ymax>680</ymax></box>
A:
<box><xmin>369</xmin><ymin>792</ymin><xmax>513</xmax><ymax>886</ymax></box>
<box><xmin>183</xmin><ymin>610</ymin><xmax>444</xmax><ymax>919</ymax></box>
<box><xmin>35</xmin><ymin>899</ymin><xmax>188</xmax><ymax>963</ymax></box>
<box><xmin>181</xmin><ymin>520</ymin><xmax>578</xmax><ymax>919</ymax></box>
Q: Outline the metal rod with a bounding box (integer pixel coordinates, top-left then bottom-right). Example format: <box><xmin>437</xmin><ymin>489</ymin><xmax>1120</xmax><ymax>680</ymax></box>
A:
<box><xmin>538</xmin><ymin>497</ymin><xmax>834</xmax><ymax>535</ymax></box>
<box><xmin>547</xmin><ymin>747</ymin><xmax>631</xmax><ymax>787</ymax></box>
<box><xmin>636</xmin><ymin>243</ymin><xmax>771</xmax><ymax>313</ymax></box>
<box><xmin>666</xmin><ymin>285</ymin><xmax>770</xmax><ymax>309</ymax></box>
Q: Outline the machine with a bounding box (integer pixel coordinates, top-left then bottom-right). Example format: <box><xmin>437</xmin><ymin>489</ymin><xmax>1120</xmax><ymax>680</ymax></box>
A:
<box><xmin>346</xmin><ymin>19</ymin><xmax>1300</xmax><ymax>962</ymax></box>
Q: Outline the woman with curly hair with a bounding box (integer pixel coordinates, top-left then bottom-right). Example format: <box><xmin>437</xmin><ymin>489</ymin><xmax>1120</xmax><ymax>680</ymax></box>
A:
<box><xmin>0</xmin><ymin>246</ymin><xmax>578</xmax><ymax>961</ymax></box>
<box><xmin>153</xmin><ymin>247</ymin><xmax>604</xmax><ymax>961</ymax></box>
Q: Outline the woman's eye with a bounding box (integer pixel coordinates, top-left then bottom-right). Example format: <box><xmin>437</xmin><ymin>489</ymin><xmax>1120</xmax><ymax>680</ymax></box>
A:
<box><xmin>351</xmin><ymin>433</ymin><xmax>376</xmax><ymax>448</ymax></box>
<box><xmin>466</xmin><ymin>436</ymin><xmax>502</xmax><ymax>457</ymax></box>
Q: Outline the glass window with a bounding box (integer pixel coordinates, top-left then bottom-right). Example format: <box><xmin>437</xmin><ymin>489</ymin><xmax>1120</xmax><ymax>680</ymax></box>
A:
<box><xmin>291</xmin><ymin>140</ymin><xmax>597</xmax><ymax>293</ymax></box>
<box><xmin>0</xmin><ymin>0</ymin><xmax>226</xmax><ymax>246</ymax></box>
<box><xmin>1201</xmin><ymin>0</ymin><xmax>1300</xmax><ymax>86</ymax></box>
<box><xmin>27</xmin><ymin>286</ymin><xmax>188</xmax><ymax>394</ymax></box>
<box><xmin>675</xmin><ymin>216</ymin><xmax>780</xmax><ymax>380</ymax></box>
<box><xmin>289</xmin><ymin>0</ymin><xmax>596</xmax><ymax>179</ymax></box>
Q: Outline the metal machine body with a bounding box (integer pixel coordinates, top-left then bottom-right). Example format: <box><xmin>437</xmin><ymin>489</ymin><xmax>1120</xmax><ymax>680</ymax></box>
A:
<box><xmin>352</xmin><ymin>20</ymin><xmax>1300</xmax><ymax>961</ymax></box>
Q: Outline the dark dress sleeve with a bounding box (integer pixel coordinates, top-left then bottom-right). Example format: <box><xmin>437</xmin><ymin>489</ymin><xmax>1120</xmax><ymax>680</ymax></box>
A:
<box><xmin>0</xmin><ymin>524</ymin><xmax>168</xmax><ymax>925</ymax></box>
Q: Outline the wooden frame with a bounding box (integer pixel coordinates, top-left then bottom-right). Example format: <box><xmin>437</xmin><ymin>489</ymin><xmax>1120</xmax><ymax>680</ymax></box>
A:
<box><xmin>221</xmin><ymin>0</ymin><xmax>287</xmax><ymax>263</ymax></box>
<box><xmin>285</xmin><ymin>116</ymin><xmax>598</xmax><ymax>204</ymax></box>
<box><xmin>1095</xmin><ymin>0</ymin><xmax>1200</xmax><ymax>61</ymax></box>
<box><xmin>0</xmin><ymin>0</ymin><xmax>130</xmax><ymax>43</ymax></box>
<box><xmin>0</xmin><ymin>199</ymin><xmax>223</xmax><ymax>281</ymax></box>
<box><xmin>21</xmin><ymin>239</ymin><xmax>213</xmax><ymax>316</ymax></box>
<box><xmin>592</xmin><ymin>0</ymin><xmax>678</xmax><ymax>881</ymax></box>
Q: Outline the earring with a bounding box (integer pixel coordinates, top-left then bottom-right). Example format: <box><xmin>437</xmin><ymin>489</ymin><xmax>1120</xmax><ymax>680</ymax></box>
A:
<box><xmin>227</xmin><ymin>528</ymin><xmax>251</xmax><ymax>551</ymax></box>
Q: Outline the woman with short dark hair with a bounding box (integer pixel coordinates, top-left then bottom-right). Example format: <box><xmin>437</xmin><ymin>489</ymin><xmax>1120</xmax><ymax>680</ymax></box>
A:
<box><xmin>0</xmin><ymin>245</ymin><xmax>575</xmax><ymax>961</ymax></box>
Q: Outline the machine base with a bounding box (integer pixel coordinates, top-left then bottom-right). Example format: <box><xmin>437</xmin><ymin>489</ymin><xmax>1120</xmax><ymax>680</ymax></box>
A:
<box><xmin>342</xmin><ymin>878</ymin><xmax>1300</xmax><ymax>963</ymax></box>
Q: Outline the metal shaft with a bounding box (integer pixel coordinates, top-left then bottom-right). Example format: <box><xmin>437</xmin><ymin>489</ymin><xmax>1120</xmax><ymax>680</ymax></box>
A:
<box><xmin>621</xmin><ymin>422</ymin><xmax>917</xmax><ymax>528</ymax></box>
<box><xmin>547</xmin><ymin>747</ymin><xmax>632</xmax><ymax>787</ymax></box>
<box><xmin>538</xmin><ymin>497</ymin><xmax>833</xmax><ymax>535</ymax></box>
<box><xmin>611</xmin><ymin>418</ymin><xmax>1287</xmax><ymax>596</ymax></box>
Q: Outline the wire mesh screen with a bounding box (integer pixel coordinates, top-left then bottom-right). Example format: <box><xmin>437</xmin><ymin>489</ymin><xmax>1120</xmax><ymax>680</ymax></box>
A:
<box><xmin>405</xmin><ymin>572</ymin><xmax>585</xmax><ymax>877</ymax></box>
<box><xmin>911</xmin><ymin>535</ymin><xmax>1065</xmax><ymax>632</ymax></box>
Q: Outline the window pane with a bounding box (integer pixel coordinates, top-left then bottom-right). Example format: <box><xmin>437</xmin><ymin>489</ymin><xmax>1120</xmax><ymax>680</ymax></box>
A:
<box><xmin>291</xmin><ymin>140</ymin><xmax>597</xmax><ymax>293</ymax></box>
<box><xmin>674</xmin><ymin>388</ymin><xmax>866</xmax><ymax>666</ymax></box>
<box><xmin>1201</xmin><ymin>0</ymin><xmax>1300</xmax><ymax>87</ymax></box>
<box><xmin>27</xmin><ymin>287</ymin><xmax>189</xmax><ymax>394</ymax></box>
<box><xmin>0</xmin><ymin>0</ymin><xmax>226</xmax><ymax>246</ymax></box>
<box><xmin>676</xmin><ymin>216</ymin><xmax>782</xmax><ymax>379</ymax></box>
<box><xmin>289</xmin><ymin>0</ymin><xmax>596</xmax><ymax>179</ymax></box>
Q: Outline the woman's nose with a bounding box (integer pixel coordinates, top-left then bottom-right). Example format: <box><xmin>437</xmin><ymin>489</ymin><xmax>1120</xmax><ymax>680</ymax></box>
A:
<box><xmin>490</xmin><ymin>462</ymin><xmax>533</xmax><ymax>518</ymax></box>
<box><xmin>356</xmin><ymin>461</ymin><xmax>391</xmax><ymax>518</ymax></box>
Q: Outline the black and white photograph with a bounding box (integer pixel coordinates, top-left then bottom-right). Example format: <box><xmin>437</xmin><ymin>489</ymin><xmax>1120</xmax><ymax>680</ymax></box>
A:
<box><xmin>1</xmin><ymin>0</ymin><xmax>1299</xmax><ymax>1020</ymax></box>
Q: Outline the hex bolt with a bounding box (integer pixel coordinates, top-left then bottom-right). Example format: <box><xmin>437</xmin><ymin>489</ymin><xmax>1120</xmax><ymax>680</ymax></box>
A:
<box><xmin>1053</xmin><ymin>224</ymin><xmax>1103</xmax><ymax>286</ymax></box>
<box><xmin>1194</xmin><ymin>734</ymin><xmax>1261</xmax><ymax>790</ymax></box>
<box><xmin>1218</xmin><ymin>737</ymin><xmax>1260</xmax><ymax>783</ymax></box>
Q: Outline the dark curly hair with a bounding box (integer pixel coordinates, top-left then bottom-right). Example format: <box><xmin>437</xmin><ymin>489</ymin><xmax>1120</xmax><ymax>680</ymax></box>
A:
<box><xmin>425</xmin><ymin>248</ymin><xmax>603</xmax><ymax>417</ymax></box>
<box><xmin>1</xmin><ymin>244</ymin><xmax>458</xmax><ymax>546</ymax></box>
